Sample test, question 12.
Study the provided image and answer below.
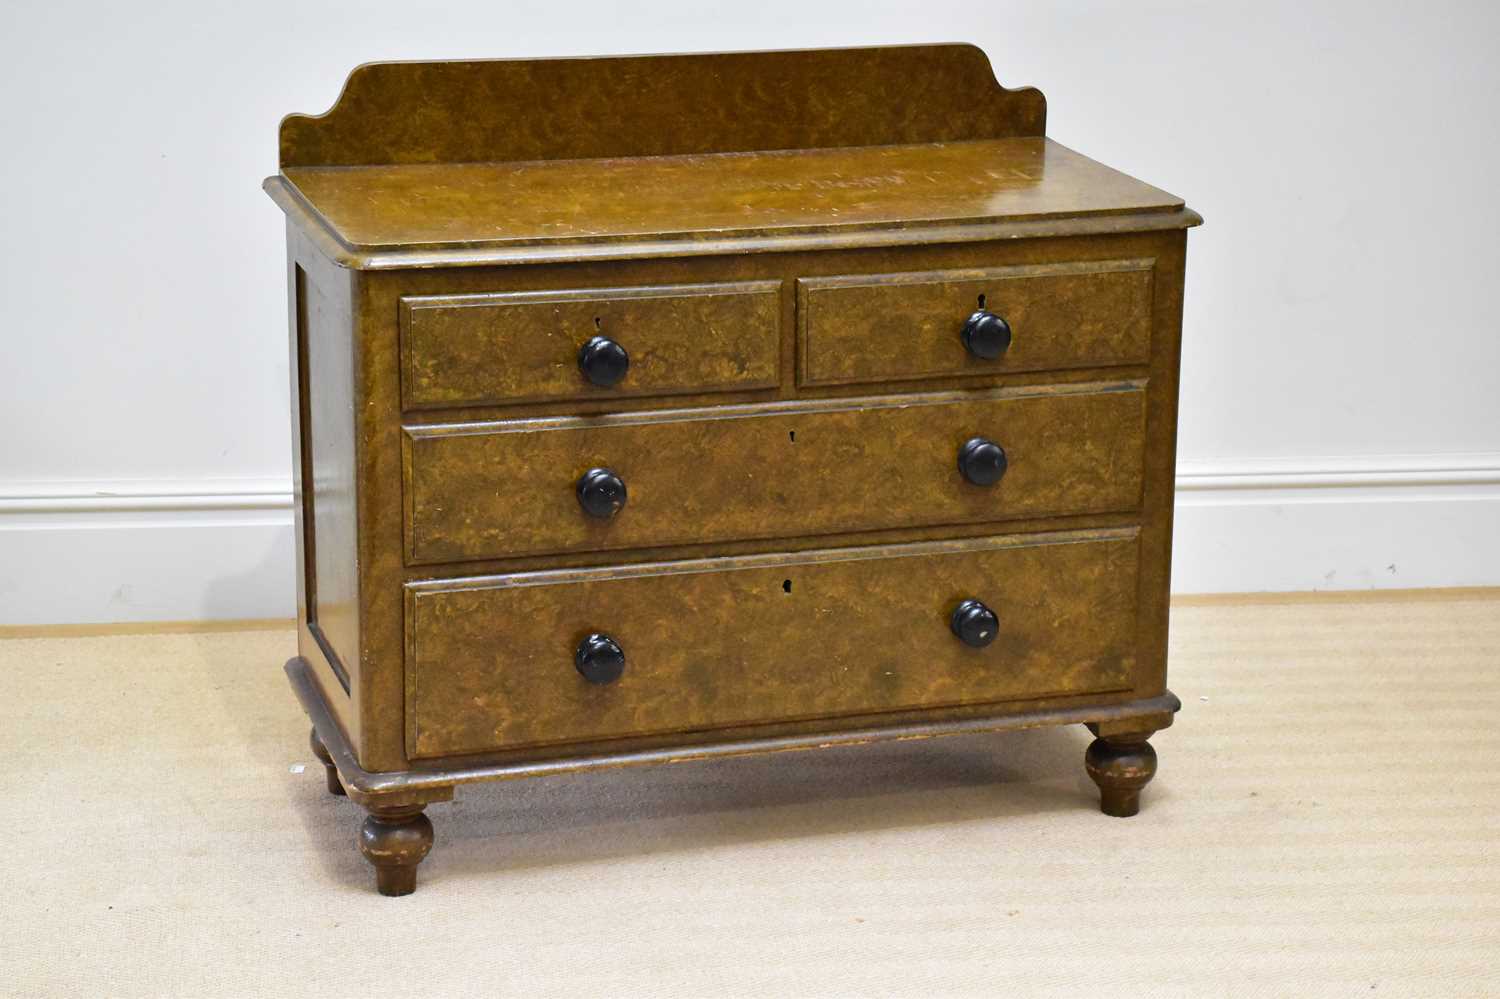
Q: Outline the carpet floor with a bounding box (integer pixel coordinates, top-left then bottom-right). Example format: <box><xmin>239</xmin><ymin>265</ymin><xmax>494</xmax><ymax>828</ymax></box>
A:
<box><xmin>2</xmin><ymin>592</ymin><xmax>1497</xmax><ymax>997</ymax></box>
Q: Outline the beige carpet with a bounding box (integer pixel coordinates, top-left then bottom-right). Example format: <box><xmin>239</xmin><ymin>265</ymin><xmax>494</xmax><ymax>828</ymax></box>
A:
<box><xmin>3</xmin><ymin>592</ymin><xmax>1497</xmax><ymax>997</ymax></box>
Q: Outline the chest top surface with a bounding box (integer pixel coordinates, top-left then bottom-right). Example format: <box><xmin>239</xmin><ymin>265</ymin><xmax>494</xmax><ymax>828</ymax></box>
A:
<box><xmin>265</xmin><ymin>45</ymin><xmax>1199</xmax><ymax>268</ymax></box>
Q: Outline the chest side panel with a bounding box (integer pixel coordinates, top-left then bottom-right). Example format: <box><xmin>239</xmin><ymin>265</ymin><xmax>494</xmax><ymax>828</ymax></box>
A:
<box><xmin>287</xmin><ymin>226</ymin><xmax>361</xmax><ymax>741</ymax></box>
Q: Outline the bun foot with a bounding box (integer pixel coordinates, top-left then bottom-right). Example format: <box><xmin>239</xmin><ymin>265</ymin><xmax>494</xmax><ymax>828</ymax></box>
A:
<box><xmin>360</xmin><ymin>805</ymin><xmax>434</xmax><ymax>896</ymax></box>
<box><xmin>1085</xmin><ymin>732</ymin><xmax>1158</xmax><ymax>817</ymax></box>
<box><xmin>309</xmin><ymin>727</ymin><xmax>346</xmax><ymax>796</ymax></box>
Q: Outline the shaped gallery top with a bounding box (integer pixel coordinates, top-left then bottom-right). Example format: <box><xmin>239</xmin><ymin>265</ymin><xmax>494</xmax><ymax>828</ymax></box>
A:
<box><xmin>264</xmin><ymin>45</ymin><xmax>1200</xmax><ymax>269</ymax></box>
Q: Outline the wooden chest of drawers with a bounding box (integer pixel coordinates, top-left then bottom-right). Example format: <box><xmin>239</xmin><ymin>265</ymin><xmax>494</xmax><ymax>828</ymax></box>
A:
<box><xmin>266</xmin><ymin>45</ymin><xmax>1200</xmax><ymax>895</ymax></box>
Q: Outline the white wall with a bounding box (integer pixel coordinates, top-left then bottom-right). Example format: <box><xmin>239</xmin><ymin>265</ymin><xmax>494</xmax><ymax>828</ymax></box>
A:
<box><xmin>2</xmin><ymin>0</ymin><xmax>1497</xmax><ymax>624</ymax></box>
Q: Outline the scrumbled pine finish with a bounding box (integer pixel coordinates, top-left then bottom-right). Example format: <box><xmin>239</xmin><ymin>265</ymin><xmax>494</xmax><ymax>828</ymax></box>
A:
<box><xmin>268</xmin><ymin>45</ymin><xmax>1200</xmax><ymax>895</ymax></box>
<box><xmin>402</xmin><ymin>384</ymin><xmax>1147</xmax><ymax>563</ymax></box>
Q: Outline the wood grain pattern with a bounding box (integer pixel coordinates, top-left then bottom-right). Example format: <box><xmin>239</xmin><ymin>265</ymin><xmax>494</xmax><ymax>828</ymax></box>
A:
<box><xmin>279</xmin><ymin>139</ymin><xmax>1185</xmax><ymax>257</ymax></box>
<box><xmin>799</xmin><ymin>259</ymin><xmax>1154</xmax><ymax>387</ymax></box>
<box><xmin>404</xmin><ymin>530</ymin><xmax>1141</xmax><ymax>758</ymax></box>
<box><xmin>400</xmin><ymin>281</ymin><xmax>781</xmax><ymax>410</ymax></box>
<box><xmin>278</xmin><ymin>45</ymin><xmax>1044</xmax><ymax>168</ymax></box>
<box><xmin>402</xmin><ymin>382</ymin><xmax>1147</xmax><ymax>564</ymax></box>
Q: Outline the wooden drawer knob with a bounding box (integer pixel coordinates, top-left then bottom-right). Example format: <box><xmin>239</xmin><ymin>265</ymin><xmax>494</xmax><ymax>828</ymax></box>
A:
<box><xmin>578</xmin><ymin>335</ymin><xmax>630</xmax><ymax>387</ymax></box>
<box><xmin>961</xmin><ymin>309</ymin><xmax>1012</xmax><ymax>359</ymax></box>
<box><xmin>576</xmin><ymin>467</ymin><xmax>627</xmax><ymax>519</ymax></box>
<box><xmin>957</xmin><ymin>437</ymin><xmax>1008</xmax><ymax>486</ymax></box>
<box><xmin>575</xmin><ymin>632</ymin><xmax>625</xmax><ymax>684</ymax></box>
<box><xmin>950</xmin><ymin>598</ymin><xmax>999</xmax><ymax>648</ymax></box>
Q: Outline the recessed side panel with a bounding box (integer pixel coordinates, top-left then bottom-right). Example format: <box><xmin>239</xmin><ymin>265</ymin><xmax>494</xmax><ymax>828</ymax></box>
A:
<box><xmin>293</xmin><ymin>256</ymin><xmax>358</xmax><ymax>693</ymax></box>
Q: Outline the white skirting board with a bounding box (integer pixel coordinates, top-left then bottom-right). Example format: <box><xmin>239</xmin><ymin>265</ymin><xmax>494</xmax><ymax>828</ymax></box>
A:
<box><xmin>2</xmin><ymin>455</ymin><xmax>1497</xmax><ymax>626</ymax></box>
<box><xmin>1173</xmin><ymin>454</ymin><xmax>1500</xmax><ymax>594</ymax></box>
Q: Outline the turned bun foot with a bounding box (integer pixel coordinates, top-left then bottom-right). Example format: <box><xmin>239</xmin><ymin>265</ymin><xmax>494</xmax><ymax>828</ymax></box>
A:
<box><xmin>1085</xmin><ymin>733</ymin><xmax>1159</xmax><ymax>817</ymax></box>
<box><xmin>309</xmin><ymin>727</ymin><xmax>346</xmax><ymax>796</ymax></box>
<box><xmin>360</xmin><ymin>806</ymin><xmax>434</xmax><ymax>896</ymax></box>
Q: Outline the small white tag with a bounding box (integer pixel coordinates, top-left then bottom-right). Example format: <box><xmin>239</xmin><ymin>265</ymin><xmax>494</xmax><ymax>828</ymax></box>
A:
<box><xmin>290</xmin><ymin>764</ymin><xmax>306</xmax><ymax>774</ymax></box>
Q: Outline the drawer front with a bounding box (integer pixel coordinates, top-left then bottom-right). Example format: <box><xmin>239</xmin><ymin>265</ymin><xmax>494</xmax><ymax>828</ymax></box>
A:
<box><xmin>404</xmin><ymin>383</ymin><xmax>1146</xmax><ymax>564</ymax></box>
<box><xmin>400</xmin><ymin>281</ymin><xmax>782</xmax><ymax>409</ymax></box>
<box><xmin>406</xmin><ymin>530</ymin><xmax>1140</xmax><ymax>757</ymax></box>
<box><xmin>798</xmin><ymin>259</ymin><xmax>1154</xmax><ymax>387</ymax></box>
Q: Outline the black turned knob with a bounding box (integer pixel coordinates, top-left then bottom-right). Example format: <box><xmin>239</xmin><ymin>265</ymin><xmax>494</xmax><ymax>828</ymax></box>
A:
<box><xmin>575</xmin><ymin>633</ymin><xmax>625</xmax><ymax>684</ymax></box>
<box><xmin>578</xmin><ymin>335</ymin><xmax>630</xmax><ymax>387</ymax></box>
<box><xmin>576</xmin><ymin>468</ymin><xmax>627</xmax><ymax>519</ymax></box>
<box><xmin>961</xmin><ymin>310</ymin><xmax>1012</xmax><ymax>360</ymax></box>
<box><xmin>951</xmin><ymin>599</ymin><xmax>999</xmax><ymax>648</ymax></box>
<box><xmin>957</xmin><ymin>437</ymin><xmax>1008</xmax><ymax>486</ymax></box>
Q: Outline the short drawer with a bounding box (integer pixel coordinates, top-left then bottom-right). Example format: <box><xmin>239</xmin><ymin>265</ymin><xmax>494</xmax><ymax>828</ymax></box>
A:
<box><xmin>403</xmin><ymin>382</ymin><xmax>1146</xmax><ymax>564</ymax></box>
<box><xmin>405</xmin><ymin>530</ymin><xmax>1141</xmax><ymax>757</ymax></box>
<box><xmin>798</xmin><ymin>259</ymin><xmax>1154</xmax><ymax>387</ymax></box>
<box><xmin>400</xmin><ymin>280</ymin><xmax>782</xmax><ymax>409</ymax></box>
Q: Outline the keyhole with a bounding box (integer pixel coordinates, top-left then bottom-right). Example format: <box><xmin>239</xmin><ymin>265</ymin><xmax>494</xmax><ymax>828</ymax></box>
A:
<box><xmin>593</xmin><ymin>316</ymin><xmax>602</xmax><ymax>329</ymax></box>
<box><xmin>782</xmin><ymin>579</ymin><xmax>792</xmax><ymax>594</ymax></box>
<box><xmin>788</xmin><ymin>430</ymin><xmax>796</xmax><ymax>443</ymax></box>
<box><xmin>977</xmin><ymin>293</ymin><xmax>987</xmax><ymax>309</ymax></box>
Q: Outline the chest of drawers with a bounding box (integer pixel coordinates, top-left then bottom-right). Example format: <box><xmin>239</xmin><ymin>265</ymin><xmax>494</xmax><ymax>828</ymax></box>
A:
<box><xmin>267</xmin><ymin>45</ymin><xmax>1200</xmax><ymax>895</ymax></box>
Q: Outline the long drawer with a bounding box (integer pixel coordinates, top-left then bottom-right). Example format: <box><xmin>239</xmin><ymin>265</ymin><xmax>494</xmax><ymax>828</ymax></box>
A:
<box><xmin>402</xmin><ymin>382</ymin><xmax>1146</xmax><ymax>564</ymax></box>
<box><xmin>404</xmin><ymin>530</ymin><xmax>1141</xmax><ymax>758</ymax></box>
